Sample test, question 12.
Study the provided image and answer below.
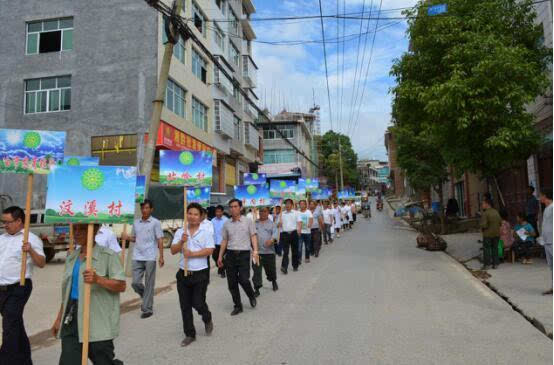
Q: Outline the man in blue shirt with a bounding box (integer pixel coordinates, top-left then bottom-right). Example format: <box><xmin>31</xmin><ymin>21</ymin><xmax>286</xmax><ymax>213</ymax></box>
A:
<box><xmin>211</xmin><ymin>205</ymin><xmax>228</xmax><ymax>278</ymax></box>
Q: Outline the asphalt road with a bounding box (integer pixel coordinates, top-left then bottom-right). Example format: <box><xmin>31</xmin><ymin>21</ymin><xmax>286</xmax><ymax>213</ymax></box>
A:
<box><xmin>33</xmin><ymin>210</ymin><xmax>552</xmax><ymax>364</ymax></box>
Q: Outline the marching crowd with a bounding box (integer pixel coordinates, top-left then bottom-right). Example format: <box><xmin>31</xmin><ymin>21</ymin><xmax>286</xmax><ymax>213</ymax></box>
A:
<box><xmin>0</xmin><ymin>197</ymin><xmax>360</xmax><ymax>364</ymax></box>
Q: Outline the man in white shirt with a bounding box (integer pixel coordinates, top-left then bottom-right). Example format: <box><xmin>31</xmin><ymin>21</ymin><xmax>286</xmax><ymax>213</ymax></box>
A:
<box><xmin>322</xmin><ymin>201</ymin><xmax>334</xmax><ymax>244</ymax></box>
<box><xmin>539</xmin><ymin>189</ymin><xmax>553</xmax><ymax>295</ymax></box>
<box><xmin>0</xmin><ymin>206</ymin><xmax>45</xmax><ymax>364</ymax></box>
<box><xmin>171</xmin><ymin>202</ymin><xmax>215</xmax><ymax>346</ymax></box>
<box><xmin>211</xmin><ymin>205</ymin><xmax>228</xmax><ymax>278</ymax></box>
<box><xmin>123</xmin><ymin>199</ymin><xmax>164</xmax><ymax>319</ymax></box>
<box><xmin>95</xmin><ymin>224</ymin><xmax>121</xmax><ymax>253</ymax></box>
<box><xmin>297</xmin><ymin>200</ymin><xmax>314</xmax><ymax>264</ymax></box>
<box><xmin>277</xmin><ymin>199</ymin><xmax>301</xmax><ymax>274</ymax></box>
<box><xmin>333</xmin><ymin>202</ymin><xmax>342</xmax><ymax>238</ymax></box>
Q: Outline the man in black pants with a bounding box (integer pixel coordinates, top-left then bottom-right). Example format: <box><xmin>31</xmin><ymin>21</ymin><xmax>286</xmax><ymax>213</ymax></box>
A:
<box><xmin>171</xmin><ymin>203</ymin><xmax>215</xmax><ymax>346</ymax></box>
<box><xmin>278</xmin><ymin>199</ymin><xmax>301</xmax><ymax>274</ymax></box>
<box><xmin>0</xmin><ymin>206</ymin><xmax>45</xmax><ymax>365</ymax></box>
<box><xmin>252</xmin><ymin>207</ymin><xmax>279</xmax><ymax>294</ymax></box>
<box><xmin>217</xmin><ymin>199</ymin><xmax>260</xmax><ymax>316</ymax></box>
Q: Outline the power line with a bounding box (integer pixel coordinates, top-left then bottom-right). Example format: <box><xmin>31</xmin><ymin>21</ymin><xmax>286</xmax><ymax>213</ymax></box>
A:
<box><xmin>144</xmin><ymin>0</ymin><xmax>320</xmax><ymax>168</ymax></box>
<box><xmin>318</xmin><ymin>0</ymin><xmax>333</xmax><ymax>132</ymax></box>
<box><xmin>351</xmin><ymin>0</ymin><xmax>385</xmax><ymax>139</ymax></box>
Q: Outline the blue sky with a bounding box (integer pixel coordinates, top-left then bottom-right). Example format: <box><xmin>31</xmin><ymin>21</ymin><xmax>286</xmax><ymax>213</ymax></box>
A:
<box><xmin>252</xmin><ymin>0</ymin><xmax>417</xmax><ymax>161</ymax></box>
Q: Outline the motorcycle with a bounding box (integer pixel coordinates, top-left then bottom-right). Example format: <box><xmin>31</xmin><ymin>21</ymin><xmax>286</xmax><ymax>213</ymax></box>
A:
<box><xmin>376</xmin><ymin>200</ymin><xmax>383</xmax><ymax>211</ymax></box>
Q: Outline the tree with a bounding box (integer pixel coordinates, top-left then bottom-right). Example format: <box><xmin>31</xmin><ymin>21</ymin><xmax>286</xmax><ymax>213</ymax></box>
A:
<box><xmin>319</xmin><ymin>131</ymin><xmax>359</xmax><ymax>189</ymax></box>
<box><xmin>391</xmin><ymin>0</ymin><xmax>551</xmax><ymax>181</ymax></box>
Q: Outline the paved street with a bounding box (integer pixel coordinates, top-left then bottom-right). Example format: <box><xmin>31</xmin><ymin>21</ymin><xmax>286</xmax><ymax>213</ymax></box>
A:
<box><xmin>33</xmin><ymin>211</ymin><xmax>552</xmax><ymax>365</ymax></box>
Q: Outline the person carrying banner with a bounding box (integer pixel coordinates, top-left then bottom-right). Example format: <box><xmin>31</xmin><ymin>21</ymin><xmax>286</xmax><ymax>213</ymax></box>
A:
<box><xmin>123</xmin><ymin>199</ymin><xmax>164</xmax><ymax>319</ymax></box>
<box><xmin>217</xmin><ymin>199</ymin><xmax>259</xmax><ymax>316</ymax></box>
<box><xmin>0</xmin><ymin>206</ymin><xmax>45</xmax><ymax>365</ymax></box>
<box><xmin>211</xmin><ymin>205</ymin><xmax>228</xmax><ymax>278</ymax></box>
<box><xmin>252</xmin><ymin>207</ymin><xmax>279</xmax><ymax>295</ymax></box>
<box><xmin>171</xmin><ymin>203</ymin><xmax>215</xmax><ymax>347</ymax></box>
<box><xmin>51</xmin><ymin>223</ymin><xmax>125</xmax><ymax>365</ymax></box>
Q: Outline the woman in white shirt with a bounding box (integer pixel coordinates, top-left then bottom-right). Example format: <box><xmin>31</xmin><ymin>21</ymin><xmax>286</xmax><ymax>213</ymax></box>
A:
<box><xmin>333</xmin><ymin>202</ymin><xmax>342</xmax><ymax>238</ymax></box>
<box><xmin>171</xmin><ymin>203</ymin><xmax>215</xmax><ymax>347</ymax></box>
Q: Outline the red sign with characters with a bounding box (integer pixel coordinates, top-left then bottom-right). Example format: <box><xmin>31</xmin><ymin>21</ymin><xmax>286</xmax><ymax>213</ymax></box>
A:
<box><xmin>154</xmin><ymin>120</ymin><xmax>216</xmax><ymax>155</ymax></box>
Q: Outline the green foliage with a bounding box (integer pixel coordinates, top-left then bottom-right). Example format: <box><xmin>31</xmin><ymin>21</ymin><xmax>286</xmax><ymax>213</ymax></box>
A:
<box><xmin>391</xmin><ymin>0</ymin><xmax>551</xmax><ymax>178</ymax></box>
<box><xmin>319</xmin><ymin>131</ymin><xmax>359</xmax><ymax>188</ymax></box>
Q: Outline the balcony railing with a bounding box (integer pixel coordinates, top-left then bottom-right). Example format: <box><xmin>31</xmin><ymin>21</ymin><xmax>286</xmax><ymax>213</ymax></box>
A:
<box><xmin>244</xmin><ymin>122</ymin><xmax>260</xmax><ymax>150</ymax></box>
<box><xmin>214</xmin><ymin>100</ymin><xmax>235</xmax><ymax>138</ymax></box>
<box><xmin>242</xmin><ymin>55</ymin><xmax>257</xmax><ymax>88</ymax></box>
<box><xmin>214</xmin><ymin>66</ymin><xmax>233</xmax><ymax>96</ymax></box>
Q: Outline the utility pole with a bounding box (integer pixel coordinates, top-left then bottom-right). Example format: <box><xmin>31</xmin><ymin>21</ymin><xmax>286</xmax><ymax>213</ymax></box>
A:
<box><xmin>338</xmin><ymin>139</ymin><xmax>344</xmax><ymax>190</ymax></box>
<box><xmin>140</xmin><ymin>0</ymin><xmax>184</xmax><ymax>197</ymax></box>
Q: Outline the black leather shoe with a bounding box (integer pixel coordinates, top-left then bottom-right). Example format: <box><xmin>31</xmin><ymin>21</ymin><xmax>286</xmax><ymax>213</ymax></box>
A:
<box><xmin>230</xmin><ymin>307</ymin><xmax>243</xmax><ymax>316</ymax></box>
<box><xmin>205</xmin><ymin>321</ymin><xmax>213</xmax><ymax>335</ymax></box>
<box><xmin>181</xmin><ymin>337</ymin><xmax>195</xmax><ymax>347</ymax></box>
<box><xmin>272</xmin><ymin>281</ymin><xmax>278</xmax><ymax>291</ymax></box>
<box><xmin>140</xmin><ymin>312</ymin><xmax>153</xmax><ymax>319</ymax></box>
<box><xmin>254</xmin><ymin>288</ymin><xmax>260</xmax><ymax>297</ymax></box>
<box><xmin>280</xmin><ymin>267</ymin><xmax>287</xmax><ymax>275</ymax></box>
<box><xmin>249</xmin><ymin>296</ymin><xmax>257</xmax><ymax>308</ymax></box>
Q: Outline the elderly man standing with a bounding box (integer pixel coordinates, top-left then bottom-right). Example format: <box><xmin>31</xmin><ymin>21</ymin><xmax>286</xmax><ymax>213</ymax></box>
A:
<box><xmin>252</xmin><ymin>207</ymin><xmax>279</xmax><ymax>295</ymax></box>
<box><xmin>480</xmin><ymin>197</ymin><xmax>502</xmax><ymax>270</ymax></box>
<box><xmin>539</xmin><ymin>189</ymin><xmax>553</xmax><ymax>295</ymax></box>
<box><xmin>123</xmin><ymin>199</ymin><xmax>164</xmax><ymax>319</ymax></box>
<box><xmin>217</xmin><ymin>199</ymin><xmax>259</xmax><ymax>316</ymax></box>
<box><xmin>0</xmin><ymin>206</ymin><xmax>45</xmax><ymax>365</ymax></box>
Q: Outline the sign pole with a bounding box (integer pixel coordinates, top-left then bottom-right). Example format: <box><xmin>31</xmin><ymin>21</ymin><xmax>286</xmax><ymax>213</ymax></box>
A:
<box><xmin>183</xmin><ymin>188</ymin><xmax>188</xmax><ymax>276</ymax></box>
<box><xmin>120</xmin><ymin>224</ymin><xmax>127</xmax><ymax>270</ymax></box>
<box><xmin>81</xmin><ymin>223</ymin><xmax>94</xmax><ymax>365</ymax></box>
<box><xmin>20</xmin><ymin>173</ymin><xmax>33</xmax><ymax>286</ymax></box>
<box><xmin>68</xmin><ymin>223</ymin><xmax>74</xmax><ymax>253</ymax></box>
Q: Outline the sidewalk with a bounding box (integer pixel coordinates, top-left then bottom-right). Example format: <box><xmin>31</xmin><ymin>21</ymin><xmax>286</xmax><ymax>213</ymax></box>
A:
<box><xmin>0</xmin><ymin>247</ymin><xmax>183</xmax><ymax>348</ymax></box>
<box><xmin>386</xmin><ymin>198</ymin><xmax>552</xmax><ymax>338</ymax></box>
<box><xmin>442</xmin><ymin>232</ymin><xmax>553</xmax><ymax>338</ymax></box>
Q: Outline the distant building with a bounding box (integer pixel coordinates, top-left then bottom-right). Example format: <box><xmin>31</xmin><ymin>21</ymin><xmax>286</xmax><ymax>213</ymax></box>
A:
<box><xmin>258</xmin><ymin>109</ymin><xmax>318</xmax><ymax>179</ymax></box>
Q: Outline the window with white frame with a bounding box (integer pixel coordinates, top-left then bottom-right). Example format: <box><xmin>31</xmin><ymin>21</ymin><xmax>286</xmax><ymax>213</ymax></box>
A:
<box><xmin>165</xmin><ymin>79</ymin><xmax>185</xmax><ymax>118</ymax></box>
<box><xmin>216</xmin><ymin>0</ymin><xmax>226</xmax><ymax>15</ymax></box>
<box><xmin>229</xmin><ymin>42</ymin><xmax>239</xmax><ymax>68</ymax></box>
<box><xmin>162</xmin><ymin>18</ymin><xmax>186</xmax><ymax>64</ymax></box>
<box><xmin>192</xmin><ymin>97</ymin><xmax>208</xmax><ymax>131</ymax></box>
<box><xmin>263</xmin><ymin>149</ymin><xmax>296</xmax><ymax>164</ymax></box>
<box><xmin>192</xmin><ymin>1</ymin><xmax>206</xmax><ymax>36</ymax></box>
<box><xmin>25</xmin><ymin>76</ymin><xmax>71</xmax><ymax>114</ymax></box>
<box><xmin>192</xmin><ymin>49</ymin><xmax>208</xmax><ymax>83</ymax></box>
<box><xmin>234</xmin><ymin>116</ymin><xmax>242</xmax><ymax>141</ymax></box>
<box><xmin>214</xmin><ymin>24</ymin><xmax>225</xmax><ymax>53</ymax></box>
<box><xmin>229</xmin><ymin>8</ymin><xmax>239</xmax><ymax>35</ymax></box>
<box><xmin>26</xmin><ymin>18</ymin><xmax>73</xmax><ymax>55</ymax></box>
<box><xmin>262</xmin><ymin>125</ymin><xmax>294</xmax><ymax>140</ymax></box>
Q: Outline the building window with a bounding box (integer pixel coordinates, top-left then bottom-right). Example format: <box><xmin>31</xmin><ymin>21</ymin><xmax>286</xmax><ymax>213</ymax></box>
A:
<box><xmin>192</xmin><ymin>49</ymin><xmax>207</xmax><ymax>83</ymax></box>
<box><xmin>162</xmin><ymin>19</ymin><xmax>186</xmax><ymax>64</ymax></box>
<box><xmin>262</xmin><ymin>125</ymin><xmax>294</xmax><ymax>139</ymax></box>
<box><xmin>214</xmin><ymin>24</ymin><xmax>225</xmax><ymax>52</ymax></box>
<box><xmin>192</xmin><ymin>1</ymin><xmax>206</xmax><ymax>36</ymax></box>
<box><xmin>234</xmin><ymin>116</ymin><xmax>241</xmax><ymax>141</ymax></box>
<box><xmin>263</xmin><ymin>149</ymin><xmax>296</xmax><ymax>164</ymax></box>
<box><xmin>26</xmin><ymin>17</ymin><xmax>73</xmax><ymax>55</ymax></box>
<box><xmin>192</xmin><ymin>97</ymin><xmax>208</xmax><ymax>131</ymax></box>
<box><xmin>25</xmin><ymin>76</ymin><xmax>71</xmax><ymax>114</ymax></box>
<box><xmin>165</xmin><ymin>79</ymin><xmax>185</xmax><ymax>118</ymax></box>
<box><xmin>229</xmin><ymin>42</ymin><xmax>239</xmax><ymax>68</ymax></box>
<box><xmin>229</xmin><ymin>9</ymin><xmax>239</xmax><ymax>35</ymax></box>
<box><xmin>216</xmin><ymin>0</ymin><xmax>226</xmax><ymax>15</ymax></box>
<box><xmin>233</xmin><ymin>85</ymin><xmax>242</xmax><ymax>106</ymax></box>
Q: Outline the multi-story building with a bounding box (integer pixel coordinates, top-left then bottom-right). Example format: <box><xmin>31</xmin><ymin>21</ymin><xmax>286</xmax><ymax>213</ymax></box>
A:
<box><xmin>258</xmin><ymin>109</ymin><xmax>318</xmax><ymax>179</ymax></box>
<box><xmin>0</xmin><ymin>0</ymin><xmax>261</xmax><ymax>207</ymax></box>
